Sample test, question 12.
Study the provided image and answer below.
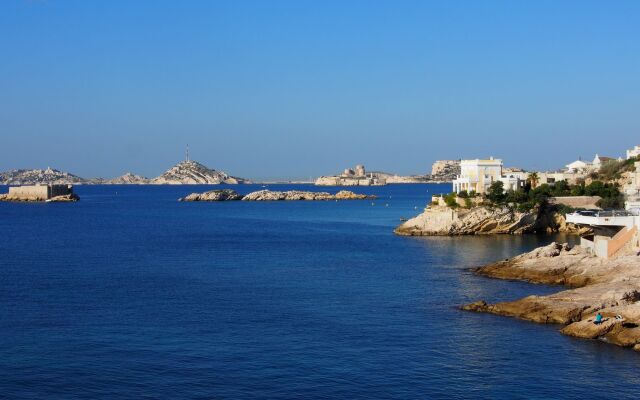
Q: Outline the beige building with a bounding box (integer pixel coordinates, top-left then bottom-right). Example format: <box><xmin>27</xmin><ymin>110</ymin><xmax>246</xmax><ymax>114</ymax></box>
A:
<box><xmin>452</xmin><ymin>158</ymin><xmax>525</xmax><ymax>194</ymax></box>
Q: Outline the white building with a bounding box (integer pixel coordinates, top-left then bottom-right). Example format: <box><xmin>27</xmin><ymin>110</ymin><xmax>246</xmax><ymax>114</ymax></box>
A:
<box><xmin>452</xmin><ymin>158</ymin><xmax>526</xmax><ymax>194</ymax></box>
<box><xmin>592</xmin><ymin>154</ymin><xmax>618</xmax><ymax>170</ymax></box>
<box><xmin>627</xmin><ymin>145</ymin><xmax>640</xmax><ymax>160</ymax></box>
<box><xmin>565</xmin><ymin>159</ymin><xmax>591</xmax><ymax>173</ymax></box>
<box><xmin>566</xmin><ymin>210</ymin><xmax>639</xmax><ymax>259</ymax></box>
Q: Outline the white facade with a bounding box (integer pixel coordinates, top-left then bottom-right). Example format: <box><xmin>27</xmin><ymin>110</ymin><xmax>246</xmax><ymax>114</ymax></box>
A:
<box><xmin>453</xmin><ymin>158</ymin><xmax>505</xmax><ymax>194</ymax></box>
<box><xmin>498</xmin><ymin>174</ymin><xmax>527</xmax><ymax>192</ymax></box>
<box><xmin>627</xmin><ymin>145</ymin><xmax>640</xmax><ymax>160</ymax></box>
<box><xmin>566</xmin><ymin>159</ymin><xmax>591</xmax><ymax>173</ymax></box>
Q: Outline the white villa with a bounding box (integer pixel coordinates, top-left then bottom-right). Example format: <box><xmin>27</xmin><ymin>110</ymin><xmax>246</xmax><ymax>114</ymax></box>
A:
<box><xmin>565</xmin><ymin>159</ymin><xmax>591</xmax><ymax>173</ymax></box>
<box><xmin>564</xmin><ymin>159</ymin><xmax>640</xmax><ymax>259</ymax></box>
<box><xmin>627</xmin><ymin>145</ymin><xmax>640</xmax><ymax>160</ymax></box>
<box><xmin>452</xmin><ymin>158</ymin><xmax>526</xmax><ymax>195</ymax></box>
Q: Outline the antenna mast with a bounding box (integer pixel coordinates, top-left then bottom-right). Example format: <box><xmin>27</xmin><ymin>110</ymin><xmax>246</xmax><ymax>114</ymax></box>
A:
<box><xmin>186</xmin><ymin>144</ymin><xmax>190</xmax><ymax>162</ymax></box>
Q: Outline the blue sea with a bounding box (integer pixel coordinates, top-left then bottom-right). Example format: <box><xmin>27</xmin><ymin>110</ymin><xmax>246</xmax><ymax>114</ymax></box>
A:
<box><xmin>1</xmin><ymin>183</ymin><xmax>639</xmax><ymax>399</ymax></box>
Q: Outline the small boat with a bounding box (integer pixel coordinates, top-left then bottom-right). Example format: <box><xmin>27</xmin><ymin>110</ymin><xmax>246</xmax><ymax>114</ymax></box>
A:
<box><xmin>400</xmin><ymin>217</ymin><xmax>408</xmax><ymax>222</ymax></box>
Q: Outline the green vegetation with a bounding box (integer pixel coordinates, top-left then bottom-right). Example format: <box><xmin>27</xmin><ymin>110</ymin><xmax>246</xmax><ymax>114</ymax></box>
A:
<box><xmin>596</xmin><ymin>157</ymin><xmax>638</xmax><ymax>181</ymax></box>
<box><xmin>433</xmin><ymin>154</ymin><xmax>637</xmax><ymax>213</ymax></box>
<box><xmin>484</xmin><ymin>179</ymin><xmax>625</xmax><ymax>210</ymax></box>
<box><xmin>443</xmin><ymin>192</ymin><xmax>459</xmax><ymax>208</ymax></box>
<box><xmin>436</xmin><ymin>177</ymin><xmax>626</xmax><ymax>212</ymax></box>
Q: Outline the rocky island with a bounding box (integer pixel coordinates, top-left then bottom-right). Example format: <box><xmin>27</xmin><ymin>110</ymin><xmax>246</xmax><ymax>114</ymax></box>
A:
<box><xmin>314</xmin><ymin>161</ymin><xmax>461</xmax><ymax>186</ymax></box>
<box><xmin>179</xmin><ymin>189</ymin><xmax>375</xmax><ymax>202</ymax></box>
<box><xmin>0</xmin><ymin>160</ymin><xmax>249</xmax><ymax>185</ymax></box>
<box><xmin>0</xmin><ymin>183</ymin><xmax>79</xmax><ymax>202</ymax></box>
<box><xmin>151</xmin><ymin>160</ymin><xmax>249</xmax><ymax>185</ymax></box>
<box><xmin>462</xmin><ymin>242</ymin><xmax>640</xmax><ymax>351</ymax></box>
<box><xmin>0</xmin><ymin>167</ymin><xmax>88</xmax><ymax>185</ymax></box>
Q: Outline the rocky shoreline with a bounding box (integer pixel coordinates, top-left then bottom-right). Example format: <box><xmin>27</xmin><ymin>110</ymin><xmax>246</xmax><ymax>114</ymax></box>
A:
<box><xmin>179</xmin><ymin>189</ymin><xmax>376</xmax><ymax>202</ymax></box>
<box><xmin>394</xmin><ymin>203</ymin><xmax>586</xmax><ymax>236</ymax></box>
<box><xmin>462</xmin><ymin>242</ymin><xmax>640</xmax><ymax>351</ymax></box>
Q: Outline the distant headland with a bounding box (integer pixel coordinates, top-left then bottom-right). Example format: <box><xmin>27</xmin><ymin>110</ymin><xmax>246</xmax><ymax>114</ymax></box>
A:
<box><xmin>0</xmin><ymin>160</ymin><xmax>250</xmax><ymax>186</ymax></box>
<box><xmin>314</xmin><ymin>161</ymin><xmax>461</xmax><ymax>186</ymax></box>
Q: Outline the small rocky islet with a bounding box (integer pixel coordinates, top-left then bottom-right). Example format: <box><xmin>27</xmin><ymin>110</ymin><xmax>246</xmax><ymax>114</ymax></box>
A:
<box><xmin>178</xmin><ymin>189</ymin><xmax>376</xmax><ymax>202</ymax></box>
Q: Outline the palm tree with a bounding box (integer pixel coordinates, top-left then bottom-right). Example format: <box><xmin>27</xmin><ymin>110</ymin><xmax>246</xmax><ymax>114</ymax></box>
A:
<box><xmin>528</xmin><ymin>172</ymin><xmax>539</xmax><ymax>189</ymax></box>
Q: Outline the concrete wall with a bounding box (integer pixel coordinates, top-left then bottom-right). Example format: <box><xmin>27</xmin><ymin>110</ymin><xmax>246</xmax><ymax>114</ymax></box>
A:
<box><xmin>551</xmin><ymin>196</ymin><xmax>601</xmax><ymax>209</ymax></box>
<box><xmin>594</xmin><ymin>236</ymin><xmax>609</xmax><ymax>258</ymax></box>
<box><xmin>581</xmin><ymin>235</ymin><xmax>595</xmax><ymax>254</ymax></box>
<box><xmin>607</xmin><ymin>226</ymin><xmax>638</xmax><ymax>258</ymax></box>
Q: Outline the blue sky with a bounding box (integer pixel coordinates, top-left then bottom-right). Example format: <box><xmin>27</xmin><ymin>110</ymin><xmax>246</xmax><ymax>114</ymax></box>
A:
<box><xmin>1</xmin><ymin>1</ymin><xmax>639</xmax><ymax>180</ymax></box>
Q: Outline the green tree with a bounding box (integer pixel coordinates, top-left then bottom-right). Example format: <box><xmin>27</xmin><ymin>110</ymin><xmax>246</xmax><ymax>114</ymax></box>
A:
<box><xmin>486</xmin><ymin>181</ymin><xmax>505</xmax><ymax>204</ymax></box>
<box><xmin>444</xmin><ymin>192</ymin><xmax>459</xmax><ymax>208</ymax></box>
<box><xmin>528</xmin><ymin>172</ymin><xmax>540</xmax><ymax>189</ymax></box>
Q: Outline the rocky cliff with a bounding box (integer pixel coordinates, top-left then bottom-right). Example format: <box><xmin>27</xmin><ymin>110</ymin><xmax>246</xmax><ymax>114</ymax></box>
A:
<box><xmin>394</xmin><ymin>203</ymin><xmax>583</xmax><ymax>236</ymax></box>
<box><xmin>151</xmin><ymin>161</ymin><xmax>249</xmax><ymax>185</ymax></box>
<box><xmin>430</xmin><ymin>160</ymin><xmax>460</xmax><ymax>182</ymax></box>
<box><xmin>462</xmin><ymin>242</ymin><xmax>640</xmax><ymax>351</ymax></box>
<box><xmin>0</xmin><ymin>167</ymin><xmax>87</xmax><ymax>185</ymax></box>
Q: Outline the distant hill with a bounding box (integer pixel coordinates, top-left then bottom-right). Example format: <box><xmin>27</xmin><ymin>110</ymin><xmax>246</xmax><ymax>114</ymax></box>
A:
<box><xmin>105</xmin><ymin>172</ymin><xmax>150</xmax><ymax>184</ymax></box>
<box><xmin>0</xmin><ymin>160</ymin><xmax>250</xmax><ymax>185</ymax></box>
<box><xmin>151</xmin><ymin>160</ymin><xmax>250</xmax><ymax>184</ymax></box>
<box><xmin>0</xmin><ymin>167</ymin><xmax>87</xmax><ymax>185</ymax></box>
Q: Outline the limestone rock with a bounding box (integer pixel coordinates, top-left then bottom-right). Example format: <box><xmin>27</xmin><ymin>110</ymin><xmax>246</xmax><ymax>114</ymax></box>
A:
<box><xmin>179</xmin><ymin>189</ymin><xmax>243</xmax><ymax>202</ymax></box>
<box><xmin>152</xmin><ymin>161</ymin><xmax>249</xmax><ymax>185</ymax></box>
<box><xmin>0</xmin><ymin>193</ymin><xmax>79</xmax><ymax>202</ymax></box>
<box><xmin>241</xmin><ymin>190</ymin><xmax>375</xmax><ymax>201</ymax></box>
<box><xmin>395</xmin><ymin>205</ymin><xmax>539</xmax><ymax>236</ymax></box>
<box><xmin>462</xmin><ymin>240</ymin><xmax>640</xmax><ymax>351</ymax></box>
<box><xmin>48</xmin><ymin>194</ymin><xmax>80</xmax><ymax>202</ymax></box>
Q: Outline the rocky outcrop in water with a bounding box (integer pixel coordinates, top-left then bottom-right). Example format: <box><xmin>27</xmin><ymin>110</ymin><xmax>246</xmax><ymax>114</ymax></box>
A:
<box><xmin>242</xmin><ymin>190</ymin><xmax>375</xmax><ymax>201</ymax></box>
<box><xmin>395</xmin><ymin>205</ymin><xmax>537</xmax><ymax>235</ymax></box>
<box><xmin>179</xmin><ymin>189</ymin><xmax>375</xmax><ymax>202</ymax></box>
<box><xmin>462</xmin><ymin>242</ymin><xmax>640</xmax><ymax>351</ymax></box>
<box><xmin>0</xmin><ymin>167</ymin><xmax>87</xmax><ymax>185</ymax></box>
<box><xmin>0</xmin><ymin>193</ymin><xmax>79</xmax><ymax>202</ymax></box>
<box><xmin>179</xmin><ymin>189</ymin><xmax>244</xmax><ymax>202</ymax></box>
<box><xmin>152</xmin><ymin>161</ymin><xmax>249</xmax><ymax>185</ymax></box>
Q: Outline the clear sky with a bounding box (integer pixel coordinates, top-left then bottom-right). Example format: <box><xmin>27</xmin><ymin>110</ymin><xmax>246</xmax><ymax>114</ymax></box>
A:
<box><xmin>1</xmin><ymin>1</ymin><xmax>639</xmax><ymax>180</ymax></box>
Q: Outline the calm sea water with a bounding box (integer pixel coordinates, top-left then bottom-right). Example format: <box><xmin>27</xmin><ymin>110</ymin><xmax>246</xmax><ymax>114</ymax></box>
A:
<box><xmin>1</xmin><ymin>183</ymin><xmax>638</xmax><ymax>399</ymax></box>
